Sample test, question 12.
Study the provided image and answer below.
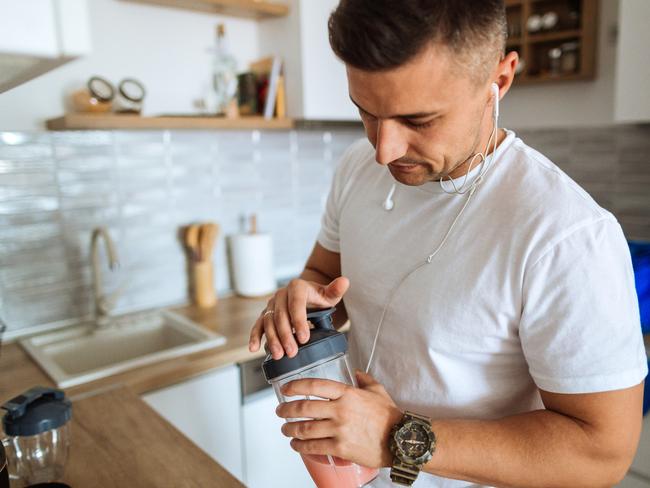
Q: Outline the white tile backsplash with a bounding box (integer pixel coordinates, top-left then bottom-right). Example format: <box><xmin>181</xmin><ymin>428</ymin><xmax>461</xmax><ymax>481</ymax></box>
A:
<box><xmin>0</xmin><ymin>127</ymin><xmax>364</xmax><ymax>336</ymax></box>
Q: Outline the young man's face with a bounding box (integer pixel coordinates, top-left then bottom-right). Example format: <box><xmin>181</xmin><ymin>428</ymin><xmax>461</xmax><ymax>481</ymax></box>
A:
<box><xmin>347</xmin><ymin>43</ymin><xmax>510</xmax><ymax>186</ymax></box>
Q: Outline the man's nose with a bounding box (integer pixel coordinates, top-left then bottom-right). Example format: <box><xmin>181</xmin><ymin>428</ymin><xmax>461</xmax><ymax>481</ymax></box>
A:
<box><xmin>375</xmin><ymin>120</ymin><xmax>408</xmax><ymax>166</ymax></box>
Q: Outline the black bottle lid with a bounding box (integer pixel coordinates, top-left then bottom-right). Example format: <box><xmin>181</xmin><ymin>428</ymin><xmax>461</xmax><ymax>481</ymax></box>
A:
<box><xmin>262</xmin><ymin>307</ymin><xmax>348</xmax><ymax>382</ymax></box>
<box><xmin>2</xmin><ymin>386</ymin><xmax>72</xmax><ymax>437</ymax></box>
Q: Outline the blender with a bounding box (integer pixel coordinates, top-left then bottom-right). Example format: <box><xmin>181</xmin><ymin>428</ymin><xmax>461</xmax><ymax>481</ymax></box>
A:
<box><xmin>262</xmin><ymin>307</ymin><xmax>378</xmax><ymax>488</ymax></box>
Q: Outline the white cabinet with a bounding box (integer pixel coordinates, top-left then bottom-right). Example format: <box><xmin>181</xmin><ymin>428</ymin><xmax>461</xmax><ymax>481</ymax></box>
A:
<box><xmin>142</xmin><ymin>365</ymin><xmax>244</xmax><ymax>483</ymax></box>
<box><xmin>257</xmin><ymin>0</ymin><xmax>359</xmax><ymax>121</ymax></box>
<box><xmin>242</xmin><ymin>388</ymin><xmax>315</xmax><ymax>488</ymax></box>
<box><xmin>0</xmin><ymin>0</ymin><xmax>92</xmax><ymax>93</ymax></box>
<box><xmin>614</xmin><ymin>0</ymin><xmax>650</xmax><ymax>123</ymax></box>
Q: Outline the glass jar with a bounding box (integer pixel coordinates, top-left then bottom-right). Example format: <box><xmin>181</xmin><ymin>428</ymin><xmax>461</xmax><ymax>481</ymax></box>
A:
<box><xmin>561</xmin><ymin>42</ymin><xmax>580</xmax><ymax>74</ymax></box>
<box><xmin>263</xmin><ymin>308</ymin><xmax>379</xmax><ymax>488</ymax></box>
<box><xmin>1</xmin><ymin>442</ymin><xmax>9</xmax><ymax>488</ymax></box>
<box><xmin>1</xmin><ymin>387</ymin><xmax>72</xmax><ymax>487</ymax></box>
<box><xmin>548</xmin><ymin>47</ymin><xmax>563</xmax><ymax>76</ymax></box>
<box><xmin>70</xmin><ymin>76</ymin><xmax>114</xmax><ymax>113</ymax></box>
<box><xmin>114</xmin><ymin>78</ymin><xmax>146</xmax><ymax>114</ymax></box>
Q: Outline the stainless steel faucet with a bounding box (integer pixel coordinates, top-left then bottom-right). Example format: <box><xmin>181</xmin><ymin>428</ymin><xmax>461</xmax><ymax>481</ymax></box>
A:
<box><xmin>90</xmin><ymin>227</ymin><xmax>120</xmax><ymax>325</ymax></box>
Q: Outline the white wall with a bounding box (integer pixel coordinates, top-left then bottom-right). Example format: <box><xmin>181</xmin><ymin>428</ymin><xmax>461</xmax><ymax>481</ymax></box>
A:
<box><xmin>0</xmin><ymin>0</ymin><xmax>260</xmax><ymax>131</ymax></box>
<box><xmin>501</xmin><ymin>0</ymin><xmax>620</xmax><ymax>129</ymax></box>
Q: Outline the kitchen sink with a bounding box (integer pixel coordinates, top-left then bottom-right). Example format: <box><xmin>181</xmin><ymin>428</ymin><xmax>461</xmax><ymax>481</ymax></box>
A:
<box><xmin>20</xmin><ymin>309</ymin><xmax>226</xmax><ymax>388</ymax></box>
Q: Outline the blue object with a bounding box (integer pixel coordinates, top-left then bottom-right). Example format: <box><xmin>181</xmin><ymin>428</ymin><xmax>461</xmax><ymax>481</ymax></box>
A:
<box><xmin>645</xmin><ymin>359</ymin><xmax>650</xmax><ymax>416</ymax></box>
<box><xmin>628</xmin><ymin>241</ymin><xmax>650</xmax><ymax>416</ymax></box>
<box><xmin>628</xmin><ymin>241</ymin><xmax>650</xmax><ymax>333</ymax></box>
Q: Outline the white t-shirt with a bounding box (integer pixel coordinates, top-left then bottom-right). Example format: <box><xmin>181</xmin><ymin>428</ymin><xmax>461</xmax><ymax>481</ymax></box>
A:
<box><xmin>316</xmin><ymin>130</ymin><xmax>648</xmax><ymax>488</ymax></box>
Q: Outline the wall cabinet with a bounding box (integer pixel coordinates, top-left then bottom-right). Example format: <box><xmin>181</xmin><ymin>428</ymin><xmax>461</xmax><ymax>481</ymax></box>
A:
<box><xmin>614</xmin><ymin>0</ymin><xmax>650</xmax><ymax>123</ymax></box>
<box><xmin>257</xmin><ymin>0</ymin><xmax>359</xmax><ymax>121</ymax></box>
<box><xmin>0</xmin><ymin>0</ymin><xmax>92</xmax><ymax>93</ymax></box>
<box><xmin>142</xmin><ymin>365</ymin><xmax>245</xmax><ymax>483</ymax></box>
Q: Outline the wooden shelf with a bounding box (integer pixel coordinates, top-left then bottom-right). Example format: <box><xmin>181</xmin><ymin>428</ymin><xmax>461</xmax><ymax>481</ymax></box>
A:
<box><xmin>121</xmin><ymin>0</ymin><xmax>289</xmax><ymax>19</ymax></box>
<box><xmin>46</xmin><ymin>114</ymin><xmax>295</xmax><ymax>131</ymax></box>
<box><xmin>513</xmin><ymin>72</ymin><xmax>593</xmax><ymax>85</ymax></box>
<box><xmin>527</xmin><ymin>29</ymin><xmax>582</xmax><ymax>44</ymax></box>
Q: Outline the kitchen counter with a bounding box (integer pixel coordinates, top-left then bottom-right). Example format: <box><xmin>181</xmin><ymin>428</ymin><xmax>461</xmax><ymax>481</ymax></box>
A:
<box><xmin>60</xmin><ymin>386</ymin><xmax>244</xmax><ymax>487</ymax></box>
<box><xmin>0</xmin><ymin>294</ymin><xmax>271</xmax><ymax>403</ymax></box>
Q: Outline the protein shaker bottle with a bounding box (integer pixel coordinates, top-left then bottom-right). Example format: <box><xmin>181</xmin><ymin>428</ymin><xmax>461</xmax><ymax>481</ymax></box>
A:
<box><xmin>262</xmin><ymin>307</ymin><xmax>378</xmax><ymax>488</ymax></box>
<box><xmin>1</xmin><ymin>386</ymin><xmax>72</xmax><ymax>487</ymax></box>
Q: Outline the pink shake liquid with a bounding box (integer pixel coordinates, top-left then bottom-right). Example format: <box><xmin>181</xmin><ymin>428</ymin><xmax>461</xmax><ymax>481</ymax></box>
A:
<box><xmin>301</xmin><ymin>454</ymin><xmax>378</xmax><ymax>488</ymax></box>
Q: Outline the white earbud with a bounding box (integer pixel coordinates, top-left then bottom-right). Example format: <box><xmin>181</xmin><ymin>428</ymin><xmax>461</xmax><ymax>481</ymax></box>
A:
<box><xmin>383</xmin><ymin>183</ymin><xmax>396</xmax><ymax>211</ymax></box>
<box><xmin>491</xmin><ymin>82</ymin><xmax>500</xmax><ymax>123</ymax></box>
<box><xmin>380</xmin><ymin>84</ymin><xmax>500</xmax><ymax>211</ymax></box>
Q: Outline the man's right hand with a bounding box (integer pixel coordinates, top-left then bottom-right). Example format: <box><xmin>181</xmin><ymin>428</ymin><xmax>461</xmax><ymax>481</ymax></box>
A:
<box><xmin>248</xmin><ymin>276</ymin><xmax>350</xmax><ymax>360</ymax></box>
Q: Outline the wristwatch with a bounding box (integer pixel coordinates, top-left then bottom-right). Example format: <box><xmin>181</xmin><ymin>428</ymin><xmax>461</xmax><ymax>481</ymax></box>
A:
<box><xmin>389</xmin><ymin>411</ymin><xmax>436</xmax><ymax>486</ymax></box>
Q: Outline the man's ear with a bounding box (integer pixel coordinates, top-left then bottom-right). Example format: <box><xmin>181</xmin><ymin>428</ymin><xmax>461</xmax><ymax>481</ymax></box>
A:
<box><xmin>493</xmin><ymin>51</ymin><xmax>519</xmax><ymax>98</ymax></box>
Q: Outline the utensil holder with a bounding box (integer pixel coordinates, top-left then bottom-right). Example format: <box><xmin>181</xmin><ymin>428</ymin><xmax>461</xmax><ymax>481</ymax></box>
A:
<box><xmin>190</xmin><ymin>261</ymin><xmax>217</xmax><ymax>308</ymax></box>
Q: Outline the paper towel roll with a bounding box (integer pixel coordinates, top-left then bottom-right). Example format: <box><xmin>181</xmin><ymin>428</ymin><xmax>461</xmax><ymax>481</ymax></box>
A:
<box><xmin>228</xmin><ymin>233</ymin><xmax>276</xmax><ymax>297</ymax></box>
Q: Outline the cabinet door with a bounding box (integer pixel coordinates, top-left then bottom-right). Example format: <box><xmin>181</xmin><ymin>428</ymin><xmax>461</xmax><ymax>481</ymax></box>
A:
<box><xmin>0</xmin><ymin>1</ymin><xmax>58</xmax><ymax>57</ymax></box>
<box><xmin>298</xmin><ymin>0</ymin><xmax>359</xmax><ymax>121</ymax></box>
<box><xmin>142</xmin><ymin>365</ymin><xmax>244</xmax><ymax>482</ymax></box>
<box><xmin>242</xmin><ymin>388</ymin><xmax>315</xmax><ymax>488</ymax></box>
<box><xmin>0</xmin><ymin>0</ymin><xmax>91</xmax><ymax>57</ymax></box>
<box><xmin>614</xmin><ymin>0</ymin><xmax>650</xmax><ymax>123</ymax></box>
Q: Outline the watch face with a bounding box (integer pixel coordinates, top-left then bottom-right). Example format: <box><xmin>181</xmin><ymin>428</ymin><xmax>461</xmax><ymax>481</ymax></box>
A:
<box><xmin>395</xmin><ymin>420</ymin><xmax>433</xmax><ymax>463</ymax></box>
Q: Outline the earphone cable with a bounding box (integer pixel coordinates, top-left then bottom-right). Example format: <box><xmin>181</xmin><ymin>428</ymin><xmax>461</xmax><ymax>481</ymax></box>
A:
<box><xmin>365</xmin><ymin>122</ymin><xmax>500</xmax><ymax>375</ymax></box>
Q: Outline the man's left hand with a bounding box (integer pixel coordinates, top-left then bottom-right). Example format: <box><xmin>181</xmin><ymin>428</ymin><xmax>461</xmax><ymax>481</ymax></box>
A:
<box><xmin>275</xmin><ymin>369</ymin><xmax>403</xmax><ymax>469</ymax></box>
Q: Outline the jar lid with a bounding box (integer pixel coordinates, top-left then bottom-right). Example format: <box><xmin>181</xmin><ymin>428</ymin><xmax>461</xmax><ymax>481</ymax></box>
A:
<box><xmin>87</xmin><ymin>76</ymin><xmax>115</xmax><ymax>102</ymax></box>
<box><xmin>262</xmin><ymin>307</ymin><xmax>348</xmax><ymax>382</ymax></box>
<box><xmin>2</xmin><ymin>386</ymin><xmax>72</xmax><ymax>437</ymax></box>
<box><xmin>118</xmin><ymin>78</ymin><xmax>146</xmax><ymax>103</ymax></box>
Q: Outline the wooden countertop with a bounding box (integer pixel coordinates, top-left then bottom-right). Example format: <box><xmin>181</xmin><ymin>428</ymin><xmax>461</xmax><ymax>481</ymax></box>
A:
<box><xmin>61</xmin><ymin>386</ymin><xmax>244</xmax><ymax>487</ymax></box>
<box><xmin>0</xmin><ymin>294</ymin><xmax>271</xmax><ymax>403</ymax></box>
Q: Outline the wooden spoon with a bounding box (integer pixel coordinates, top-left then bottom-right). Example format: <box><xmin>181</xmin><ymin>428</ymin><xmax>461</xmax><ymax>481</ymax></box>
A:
<box><xmin>185</xmin><ymin>224</ymin><xmax>201</xmax><ymax>262</ymax></box>
<box><xmin>199</xmin><ymin>222</ymin><xmax>220</xmax><ymax>261</ymax></box>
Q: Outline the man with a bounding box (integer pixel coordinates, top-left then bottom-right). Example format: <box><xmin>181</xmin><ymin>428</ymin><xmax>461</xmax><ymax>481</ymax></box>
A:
<box><xmin>249</xmin><ymin>1</ymin><xmax>648</xmax><ymax>486</ymax></box>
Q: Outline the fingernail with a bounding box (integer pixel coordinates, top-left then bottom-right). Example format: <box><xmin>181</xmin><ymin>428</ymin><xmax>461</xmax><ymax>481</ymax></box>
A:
<box><xmin>297</xmin><ymin>332</ymin><xmax>307</xmax><ymax>343</ymax></box>
<box><xmin>271</xmin><ymin>345</ymin><xmax>282</xmax><ymax>357</ymax></box>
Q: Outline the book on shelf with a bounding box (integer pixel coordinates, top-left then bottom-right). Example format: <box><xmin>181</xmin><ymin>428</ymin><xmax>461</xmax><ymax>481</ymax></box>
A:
<box><xmin>248</xmin><ymin>56</ymin><xmax>286</xmax><ymax>119</ymax></box>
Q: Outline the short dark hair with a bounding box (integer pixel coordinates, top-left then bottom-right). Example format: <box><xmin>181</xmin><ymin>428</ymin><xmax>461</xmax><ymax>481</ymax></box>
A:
<box><xmin>328</xmin><ymin>0</ymin><xmax>506</xmax><ymax>81</ymax></box>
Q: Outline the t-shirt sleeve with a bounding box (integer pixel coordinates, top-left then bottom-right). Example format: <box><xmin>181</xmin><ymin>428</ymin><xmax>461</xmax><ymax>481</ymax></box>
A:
<box><xmin>520</xmin><ymin>216</ymin><xmax>648</xmax><ymax>394</ymax></box>
<box><xmin>316</xmin><ymin>140</ymin><xmax>364</xmax><ymax>253</ymax></box>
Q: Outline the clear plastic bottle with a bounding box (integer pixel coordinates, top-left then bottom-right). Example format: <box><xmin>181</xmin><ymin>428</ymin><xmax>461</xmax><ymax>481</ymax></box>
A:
<box><xmin>263</xmin><ymin>308</ymin><xmax>379</xmax><ymax>488</ymax></box>
<box><xmin>208</xmin><ymin>24</ymin><xmax>238</xmax><ymax>116</ymax></box>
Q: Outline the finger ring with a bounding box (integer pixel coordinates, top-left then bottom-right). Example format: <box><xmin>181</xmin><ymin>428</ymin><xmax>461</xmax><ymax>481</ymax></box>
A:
<box><xmin>263</xmin><ymin>309</ymin><xmax>275</xmax><ymax>317</ymax></box>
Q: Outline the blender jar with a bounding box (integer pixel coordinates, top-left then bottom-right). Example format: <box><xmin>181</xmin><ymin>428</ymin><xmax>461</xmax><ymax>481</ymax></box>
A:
<box><xmin>262</xmin><ymin>307</ymin><xmax>378</xmax><ymax>488</ymax></box>
<box><xmin>1</xmin><ymin>386</ymin><xmax>72</xmax><ymax>487</ymax></box>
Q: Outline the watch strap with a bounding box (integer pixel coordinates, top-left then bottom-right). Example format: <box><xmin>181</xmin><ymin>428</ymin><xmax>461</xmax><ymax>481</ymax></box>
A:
<box><xmin>404</xmin><ymin>410</ymin><xmax>431</xmax><ymax>423</ymax></box>
<box><xmin>389</xmin><ymin>411</ymin><xmax>433</xmax><ymax>486</ymax></box>
<box><xmin>390</xmin><ymin>458</ymin><xmax>421</xmax><ymax>485</ymax></box>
